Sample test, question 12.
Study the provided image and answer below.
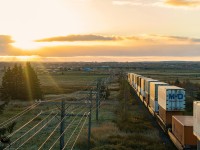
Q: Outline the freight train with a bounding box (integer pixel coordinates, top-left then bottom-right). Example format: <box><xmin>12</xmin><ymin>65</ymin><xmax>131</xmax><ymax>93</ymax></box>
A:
<box><xmin>127</xmin><ymin>73</ymin><xmax>200</xmax><ymax>150</ymax></box>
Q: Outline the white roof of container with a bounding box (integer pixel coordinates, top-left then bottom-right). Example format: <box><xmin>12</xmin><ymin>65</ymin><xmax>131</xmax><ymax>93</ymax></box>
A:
<box><xmin>159</xmin><ymin>86</ymin><xmax>184</xmax><ymax>90</ymax></box>
<box><xmin>135</xmin><ymin>74</ymin><xmax>141</xmax><ymax>76</ymax></box>
<box><xmin>151</xmin><ymin>82</ymin><xmax>168</xmax><ymax>85</ymax></box>
<box><xmin>128</xmin><ymin>73</ymin><xmax>135</xmax><ymax>75</ymax></box>
<box><xmin>194</xmin><ymin>101</ymin><xmax>200</xmax><ymax>105</ymax></box>
<box><xmin>173</xmin><ymin>116</ymin><xmax>193</xmax><ymax>126</ymax></box>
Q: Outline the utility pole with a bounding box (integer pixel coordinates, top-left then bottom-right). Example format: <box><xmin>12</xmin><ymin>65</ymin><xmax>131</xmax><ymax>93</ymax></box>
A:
<box><xmin>88</xmin><ymin>89</ymin><xmax>92</xmax><ymax>150</ymax></box>
<box><xmin>96</xmin><ymin>79</ymin><xmax>100</xmax><ymax>121</ymax></box>
<box><xmin>60</xmin><ymin>100</ymin><xmax>65</xmax><ymax>150</ymax></box>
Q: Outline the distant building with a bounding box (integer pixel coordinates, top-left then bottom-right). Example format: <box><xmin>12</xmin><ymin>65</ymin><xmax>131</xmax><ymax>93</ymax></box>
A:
<box><xmin>83</xmin><ymin>67</ymin><xmax>93</xmax><ymax>72</ymax></box>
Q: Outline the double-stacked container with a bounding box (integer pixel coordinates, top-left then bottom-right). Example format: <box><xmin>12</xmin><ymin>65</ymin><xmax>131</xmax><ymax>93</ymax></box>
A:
<box><xmin>193</xmin><ymin>101</ymin><xmax>200</xmax><ymax>145</ymax></box>
<box><xmin>141</xmin><ymin>77</ymin><xmax>146</xmax><ymax>97</ymax></box>
<box><xmin>144</xmin><ymin>78</ymin><xmax>158</xmax><ymax>106</ymax></box>
<box><xmin>138</xmin><ymin>76</ymin><xmax>146</xmax><ymax>101</ymax></box>
<box><xmin>149</xmin><ymin>82</ymin><xmax>168</xmax><ymax>112</ymax></box>
<box><xmin>137</xmin><ymin>76</ymin><xmax>142</xmax><ymax>95</ymax></box>
<box><xmin>158</xmin><ymin>86</ymin><xmax>185</xmax><ymax>126</ymax></box>
<box><xmin>133</xmin><ymin>74</ymin><xmax>139</xmax><ymax>90</ymax></box>
<box><xmin>135</xmin><ymin>74</ymin><xmax>141</xmax><ymax>95</ymax></box>
<box><xmin>127</xmin><ymin>73</ymin><xmax>136</xmax><ymax>88</ymax></box>
<box><xmin>127</xmin><ymin>73</ymin><xmax>132</xmax><ymax>85</ymax></box>
<box><xmin>172</xmin><ymin>116</ymin><xmax>197</xmax><ymax>147</ymax></box>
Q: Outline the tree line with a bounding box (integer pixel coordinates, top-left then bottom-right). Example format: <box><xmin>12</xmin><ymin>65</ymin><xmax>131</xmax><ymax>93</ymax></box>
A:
<box><xmin>1</xmin><ymin>62</ymin><xmax>43</xmax><ymax>101</ymax></box>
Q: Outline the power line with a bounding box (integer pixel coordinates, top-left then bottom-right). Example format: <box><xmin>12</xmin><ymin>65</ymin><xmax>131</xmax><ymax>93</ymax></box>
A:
<box><xmin>0</xmin><ymin>102</ymin><xmax>40</xmax><ymax>128</ymax></box>
<box><xmin>4</xmin><ymin>111</ymin><xmax>54</xmax><ymax>149</ymax></box>
<box><xmin>49</xmin><ymin>107</ymin><xmax>87</xmax><ymax>150</ymax></box>
<box><xmin>62</xmin><ymin>112</ymin><xmax>87</xmax><ymax>150</ymax></box>
<box><xmin>70</xmin><ymin>113</ymin><xmax>89</xmax><ymax>150</ymax></box>
<box><xmin>7</xmin><ymin>111</ymin><xmax>42</xmax><ymax>138</ymax></box>
<box><xmin>15</xmin><ymin>112</ymin><xmax>59</xmax><ymax>150</ymax></box>
<box><xmin>38</xmin><ymin>105</ymin><xmax>84</xmax><ymax>150</ymax></box>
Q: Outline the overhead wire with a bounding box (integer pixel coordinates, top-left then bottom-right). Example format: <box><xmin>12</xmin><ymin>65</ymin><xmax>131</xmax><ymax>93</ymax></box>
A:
<box><xmin>7</xmin><ymin>111</ymin><xmax>43</xmax><ymax>138</ymax></box>
<box><xmin>0</xmin><ymin>102</ymin><xmax>40</xmax><ymax>128</ymax></box>
<box><xmin>48</xmin><ymin>106</ymin><xmax>87</xmax><ymax>150</ymax></box>
<box><xmin>70</xmin><ymin>113</ymin><xmax>89</xmax><ymax>150</ymax></box>
<box><xmin>4</xmin><ymin>111</ymin><xmax>54</xmax><ymax>149</ymax></box>
<box><xmin>38</xmin><ymin>104</ymin><xmax>85</xmax><ymax>150</ymax></box>
<box><xmin>62</xmin><ymin>112</ymin><xmax>87</xmax><ymax>150</ymax></box>
<box><xmin>15</xmin><ymin>112</ymin><xmax>59</xmax><ymax>150</ymax></box>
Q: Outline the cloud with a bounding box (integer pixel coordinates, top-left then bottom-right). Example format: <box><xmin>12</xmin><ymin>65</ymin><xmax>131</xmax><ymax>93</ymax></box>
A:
<box><xmin>36</xmin><ymin>34</ymin><xmax>122</xmax><ymax>42</ymax></box>
<box><xmin>35</xmin><ymin>34</ymin><xmax>200</xmax><ymax>44</ymax></box>
<box><xmin>146</xmin><ymin>35</ymin><xmax>200</xmax><ymax>43</ymax></box>
<box><xmin>0</xmin><ymin>35</ymin><xmax>14</xmax><ymax>43</ymax></box>
<box><xmin>165</xmin><ymin>0</ymin><xmax>200</xmax><ymax>7</ymax></box>
<box><xmin>0</xmin><ymin>35</ymin><xmax>15</xmax><ymax>54</ymax></box>
<box><xmin>112</xmin><ymin>1</ymin><xmax>143</xmax><ymax>6</ymax></box>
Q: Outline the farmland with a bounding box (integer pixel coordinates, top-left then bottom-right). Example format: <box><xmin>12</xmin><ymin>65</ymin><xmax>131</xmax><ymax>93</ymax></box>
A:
<box><xmin>0</xmin><ymin>62</ymin><xmax>200</xmax><ymax>149</ymax></box>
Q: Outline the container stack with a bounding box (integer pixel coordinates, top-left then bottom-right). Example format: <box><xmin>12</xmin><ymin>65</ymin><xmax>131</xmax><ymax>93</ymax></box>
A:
<box><xmin>144</xmin><ymin>78</ymin><xmax>158</xmax><ymax>107</ymax></box>
<box><xmin>193</xmin><ymin>101</ymin><xmax>200</xmax><ymax>149</ymax></box>
<box><xmin>140</xmin><ymin>77</ymin><xmax>146</xmax><ymax>98</ymax></box>
<box><xmin>135</xmin><ymin>74</ymin><xmax>141</xmax><ymax>96</ymax></box>
<box><xmin>149</xmin><ymin>82</ymin><xmax>168</xmax><ymax>112</ymax></box>
<box><xmin>158</xmin><ymin>86</ymin><xmax>185</xmax><ymax>127</ymax></box>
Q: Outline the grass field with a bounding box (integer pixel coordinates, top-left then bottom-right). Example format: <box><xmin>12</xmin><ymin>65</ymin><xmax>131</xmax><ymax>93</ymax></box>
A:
<box><xmin>0</xmin><ymin>68</ymin><xmax>198</xmax><ymax>149</ymax></box>
<box><xmin>75</xmin><ymin>80</ymin><xmax>176</xmax><ymax>150</ymax></box>
<box><xmin>39</xmin><ymin>71</ymin><xmax>108</xmax><ymax>94</ymax></box>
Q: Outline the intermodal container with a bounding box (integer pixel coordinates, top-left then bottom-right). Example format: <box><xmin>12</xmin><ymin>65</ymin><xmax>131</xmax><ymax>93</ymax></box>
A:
<box><xmin>159</xmin><ymin>106</ymin><xmax>183</xmax><ymax>127</ymax></box>
<box><xmin>144</xmin><ymin>78</ymin><xmax>158</xmax><ymax>105</ymax></box>
<box><xmin>194</xmin><ymin>101</ymin><xmax>200</xmax><ymax>140</ymax></box>
<box><xmin>172</xmin><ymin>116</ymin><xmax>197</xmax><ymax>146</ymax></box>
<box><xmin>141</xmin><ymin>77</ymin><xmax>149</xmax><ymax>97</ymax></box>
<box><xmin>149</xmin><ymin>82</ymin><xmax>168</xmax><ymax>112</ymax></box>
<box><xmin>138</xmin><ymin>76</ymin><xmax>144</xmax><ymax>95</ymax></box>
<box><xmin>134</xmin><ymin>74</ymin><xmax>141</xmax><ymax>90</ymax></box>
<box><xmin>158</xmin><ymin>86</ymin><xmax>185</xmax><ymax>111</ymax></box>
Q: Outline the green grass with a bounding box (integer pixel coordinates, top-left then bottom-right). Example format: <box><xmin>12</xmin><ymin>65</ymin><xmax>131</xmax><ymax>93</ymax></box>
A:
<box><xmin>75</xmin><ymin>80</ymin><xmax>176</xmax><ymax>150</ymax></box>
<box><xmin>39</xmin><ymin>71</ymin><xmax>107</xmax><ymax>94</ymax></box>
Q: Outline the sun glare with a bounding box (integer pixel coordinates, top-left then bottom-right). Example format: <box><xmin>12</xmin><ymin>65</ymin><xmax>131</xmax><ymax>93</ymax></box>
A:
<box><xmin>16</xmin><ymin>56</ymin><xmax>40</xmax><ymax>61</ymax></box>
<box><xmin>12</xmin><ymin>41</ymin><xmax>42</xmax><ymax>51</ymax></box>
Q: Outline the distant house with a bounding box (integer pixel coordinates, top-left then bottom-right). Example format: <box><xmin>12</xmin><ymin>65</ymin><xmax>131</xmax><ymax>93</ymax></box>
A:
<box><xmin>83</xmin><ymin>67</ymin><xmax>93</xmax><ymax>72</ymax></box>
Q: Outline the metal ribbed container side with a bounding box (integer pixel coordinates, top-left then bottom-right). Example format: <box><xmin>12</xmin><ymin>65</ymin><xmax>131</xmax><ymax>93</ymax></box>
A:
<box><xmin>194</xmin><ymin>101</ymin><xmax>200</xmax><ymax>140</ymax></box>
<box><xmin>159</xmin><ymin>106</ymin><xmax>183</xmax><ymax>126</ymax></box>
<box><xmin>158</xmin><ymin>86</ymin><xmax>185</xmax><ymax>111</ymax></box>
<box><xmin>172</xmin><ymin>116</ymin><xmax>197</xmax><ymax>146</ymax></box>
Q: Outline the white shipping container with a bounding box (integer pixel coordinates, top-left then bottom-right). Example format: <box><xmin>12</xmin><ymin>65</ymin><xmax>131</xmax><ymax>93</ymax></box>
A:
<box><xmin>149</xmin><ymin>82</ymin><xmax>168</xmax><ymax>112</ymax></box>
<box><xmin>127</xmin><ymin>73</ymin><xmax>132</xmax><ymax>85</ymax></box>
<box><xmin>137</xmin><ymin>76</ymin><xmax>143</xmax><ymax>94</ymax></box>
<box><xmin>134</xmin><ymin>74</ymin><xmax>141</xmax><ymax>90</ymax></box>
<box><xmin>131</xmin><ymin>74</ymin><xmax>135</xmax><ymax>87</ymax></box>
<box><xmin>194</xmin><ymin>101</ymin><xmax>200</xmax><ymax>140</ymax></box>
<box><xmin>141</xmin><ymin>77</ymin><xmax>147</xmax><ymax>97</ymax></box>
<box><xmin>150</xmin><ymin>82</ymin><xmax>168</xmax><ymax>101</ymax></box>
<box><xmin>144</xmin><ymin>79</ymin><xmax>158</xmax><ymax>94</ymax></box>
<box><xmin>149</xmin><ymin>98</ymin><xmax>159</xmax><ymax>112</ymax></box>
<box><xmin>158</xmin><ymin>86</ymin><xmax>185</xmax><ymax>111</ymax></box>
<box><xmin>127</xmin><ymin>73</ymin><xmax>135</xmax><ymax>87</ymax></box>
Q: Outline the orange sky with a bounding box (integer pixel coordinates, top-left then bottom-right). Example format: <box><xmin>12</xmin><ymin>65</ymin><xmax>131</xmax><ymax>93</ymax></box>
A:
<box><xmin>0</xmin><ymin>0</ymin><xmax>200</xmax><ymax>61</ymax></box>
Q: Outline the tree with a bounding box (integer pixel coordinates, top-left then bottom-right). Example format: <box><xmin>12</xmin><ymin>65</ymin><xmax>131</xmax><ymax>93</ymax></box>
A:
<box><xmin>174</xmin><ymin>78</ymin><xmax>180</xmax><ymax>86</ymax></box>
<box><xmin>1</xmin><ymin>63</ymin><xmax>43</xmax><ymax>101</ymax></box>
<box><xmin>0</xmin><ymin>91</ymin><xmax>15</xmax><ymax>150</ymax></box>
<box><xmin>196</xmin><ymin>91</ymin><xmax>200</xmax><ymax>100</ymax></box>
<box><xmin>24</xmin><ymin>62</ymin><xmax>43</xmax><ymax>100</ymax></box>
